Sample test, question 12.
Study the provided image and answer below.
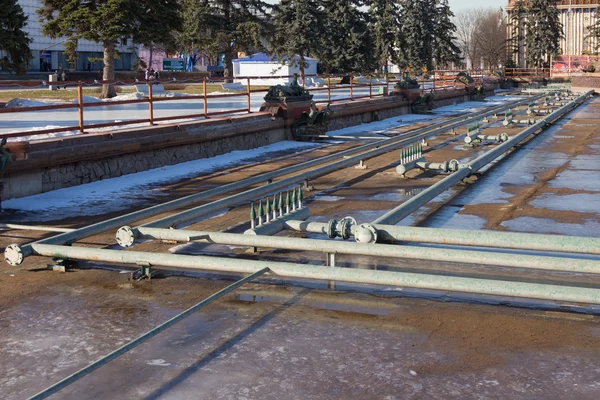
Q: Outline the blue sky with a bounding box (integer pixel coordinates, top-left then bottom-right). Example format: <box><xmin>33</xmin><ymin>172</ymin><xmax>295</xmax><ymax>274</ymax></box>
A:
<box><xmin>449</xmin><ymin>0</ymin><xmax>506</xmax><ymax>11</ymax></box>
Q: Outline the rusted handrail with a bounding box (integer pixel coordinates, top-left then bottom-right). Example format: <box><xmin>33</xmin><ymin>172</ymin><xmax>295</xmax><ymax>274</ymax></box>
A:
<box><xmin>0</xmin><ymin>70</ymin><xmax>498</xmax><ymax>141</ymax></box>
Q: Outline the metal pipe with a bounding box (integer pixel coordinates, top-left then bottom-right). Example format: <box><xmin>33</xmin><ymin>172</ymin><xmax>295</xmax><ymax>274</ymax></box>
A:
<box><xmin>0</xmin><ymin>224</ymin><xmax>74</xmax><ymax>233</ymax></box>
<box><xmin>6</xmin><ymin>95</ymin><xmax>544</xmax><ymax>264</ymax></box>
<box><xmin>373</xmin><ymin>91</ymin><xmax>592</xmax><ymax>226</ymax></box>
<box><xmin>27</xmin><ymin>268</ymin><xmax>269</xmax><ymax>400</ymax></box>
<box><xmin>141</xmin><ymin>97</ymin><xmax>541</xmax><ymax>230</ymax></box>
<box><xmin>281</xmin><ymin>220</ymin><xmax>600</xmax><ymax>255</ymax></box>
<box><xmin>21</xmin><ymin>243</ymin><xmax>600</xmax><ymax>305</ymax></box>
<box><xmin>120</xmin><ymin>226</ymin><xmax>600</xmax><ymax>274</ymax></box>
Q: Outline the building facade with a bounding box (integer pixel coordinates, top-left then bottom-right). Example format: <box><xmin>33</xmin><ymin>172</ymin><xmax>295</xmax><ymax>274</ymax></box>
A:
<box><xmin>1</xmin><ymin>0</ymin><xmax>136</xmax><ymax>72</ymax></box>
<box><xmin>506</xmin><ymin>0</ymin><xmax>599</xmax><ymax>67</ymax></box>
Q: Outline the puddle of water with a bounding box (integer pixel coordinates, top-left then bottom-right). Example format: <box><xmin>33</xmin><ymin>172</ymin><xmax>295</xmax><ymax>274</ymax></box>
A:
<box><xmin>174</xmin><ymin>209</ymin><xmax>230</xmax><ymax>229</ymax></box>
<box><xmin>569</xmin><ymin>156</ymin><xmax>600</xmax><ymax>171</ymax></box>
<box><xmin>170</xmin><ymin>243</ymin><xmax>249</xmax><ymax>255</ymax></box>
<box><xmin>312</xmin><ymin>196</ymin><xmax>344</xmax><ymax>202</ymax></box>
<box><xmin>422</xmin><ymin>209</ymin><xmax>487</xmax><ymax>229</ymax></box>
<box><xmin>235</xmin><ymin>294</ymin><xmax>391</xmax><ymax>316</ymax></box>
<box><xmin>369</xmin><ymin>188</ymin><xmax>424</xmax><ymax>202</ymax></box>
<box><xmin>550</xmin><ymin>170</ymin><xmax>600</xmax><ymax>191</ymax></box>
<box><xmin>501</xmin><ymin>217</ymin><xmax>600</xmax><ymax>237</ymax></box>
<box><xmin>530</xmin><ymin>193</ymin><xmax>600</xmax><ymax>214</ymax></box>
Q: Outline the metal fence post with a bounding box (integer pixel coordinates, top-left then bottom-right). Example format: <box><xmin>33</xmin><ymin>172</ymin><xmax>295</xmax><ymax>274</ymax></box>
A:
<box><xmin>327</xmin><ymin>75</ymin><xmax>331</xmax><ymax>102</ymax></box>
<box><xmin>385</xmin><ymin>72</ymin><xmax>389</xmax><ymax>96</ymax></box>
<box><xmin>77</xmin><ymin>83</ymin><xmax>85</xmax><ymax>134</ymax></box>
<box><xmin>369</xmin><ymin>75</ymin><xmax>372</xmax><ymax>99</ymax></box>
<box><xmin>350</xmin><ymin>73</ymin><xmax>353</xmax><ymax>100</ymax></box>
<box><xmin>148</xmin><ymin>82</ymin><xmax>154</xmax><ymax>125</ymax></box>
<box><xmin>203</xmin><ymin>76</ymin><xmax>208</xmax><ymax>119</ymax></box>
<box><xmin>247</xmin><ymin>77</ymin><xmax>251</xmax><ymax>113</ymax></box>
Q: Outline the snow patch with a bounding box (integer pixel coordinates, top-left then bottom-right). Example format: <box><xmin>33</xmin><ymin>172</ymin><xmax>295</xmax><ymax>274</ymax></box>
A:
<box><xmin>106</xmin><ymin>92</ymin><xmax>146</xmax><ymax>101</ymax></box>
<box><xmin>3</xmin><ymin>141</ymin><xmax>321</xmax><ymax>220</ymax></box>
<box><xmin>5</xmin><ymin>98</ymin><xmax>58</xmax><ymax>108</ymax></box>
<box><xmin>145</xmin><ymin>359</ymin><xmax>171</xmax><ymax>367</ymax></box>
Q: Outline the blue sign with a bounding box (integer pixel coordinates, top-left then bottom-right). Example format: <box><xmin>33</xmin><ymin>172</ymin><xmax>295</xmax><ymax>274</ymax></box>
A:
<box><xmin>40</xmin><ymin>51</ymin><xmax>51</xmax><ymax>59</ymax></box>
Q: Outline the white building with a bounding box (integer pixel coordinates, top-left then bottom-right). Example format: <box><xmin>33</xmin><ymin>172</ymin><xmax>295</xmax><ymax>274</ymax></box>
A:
<box><xmin>233</xmin><ymin>53</ymin><xmax>319</xmax><ymax>85</ymax></box>
<box><xmin>507</xmin><ymin>0</ymin><xmax>599</xmax><ymax>67</ymax></box>
<box><xmin>2</xmin><ymin>0</ymin><xmax>136</xmax><ymax>72</ymax></box>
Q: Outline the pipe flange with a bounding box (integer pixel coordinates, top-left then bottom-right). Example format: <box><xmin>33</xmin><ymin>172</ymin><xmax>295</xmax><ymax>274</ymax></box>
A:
<box><xmin>327</xmin><ymin>219</ymin><xmax>338</xmax><ymax>239</ymax></box>
<box><xmin>338</xmin><ymin>217</ymin><xmax>357</xmax><ymax>241</ymax></box>
<box><xmin>355</xmin><ymin>224</ymin><xmax>378</xmax><ymax>244</ymax></box>
<box><xmin>448</xmin><ymin>159</ymin><xmax>460</xmax><ymax>172</ymax></box>
<box><xmin>5</xmin><ymin>244</ymin><xmax>24</xmax><ymax>266</ymax></box>
<box><xmin>116</xmin><ymin>226</ymin><xmax>136</xmax><ymax>248</ymax></box>
<box><xmin>498</xmin><ymin>133</ymin><xmax>509</xmax><ymax>143</ymax></box>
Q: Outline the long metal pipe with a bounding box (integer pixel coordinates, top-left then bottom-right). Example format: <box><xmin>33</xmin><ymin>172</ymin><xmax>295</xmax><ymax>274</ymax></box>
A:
<box><xmin>282</xmin><ymin>220</ymin><xmax>600</xmax><ymax>255</ymax></box>
<box><xmin>140</xmin><ymin>95</ymin><xmax>545</xmax><ymax>230</ymax></box>
<box><xmin>22</xmin><ymin>243</ymin><xmax>600</xmax><ymax>305</ymax></box>
<box><xmin>121</xmin><ymin>227</ymin><xmax>600</xmax><ymax>274</ymax></box>
<box><xmin>6</xmin><ymin>94</ymin><xmax>544</xmax><ymax>264</ymax></box>
<box><xmin>372</xmin><ymin>91</ymin><xmax>592</xmax><ymax>226</ymax></box>
<box><xmin>28</xmin><ymin>268</ymin><xmax>269</xmax><ymax>400</ymax></box>
<box><xmin>0</xmin><ymin>224</ymin><xmax>74</xmax><ymax>233</ymax></box>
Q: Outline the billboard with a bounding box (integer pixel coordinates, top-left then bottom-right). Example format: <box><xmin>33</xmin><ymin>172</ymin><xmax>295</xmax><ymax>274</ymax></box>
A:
<box><xmin>162</xmin><ymin>58</ymin><xmax>185</xmax><ymax>71</ymax></box>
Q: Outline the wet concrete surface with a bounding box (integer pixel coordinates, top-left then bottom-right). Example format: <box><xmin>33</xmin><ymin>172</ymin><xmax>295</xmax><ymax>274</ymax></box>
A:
<box><xmin>2</xmin><ymin>95</ymin><xmax>600</xmax><ymax>399</ymax></box>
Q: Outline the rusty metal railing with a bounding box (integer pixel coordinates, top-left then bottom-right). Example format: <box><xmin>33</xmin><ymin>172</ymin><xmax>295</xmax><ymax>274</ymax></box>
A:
<box><xmin>0</xmin><ymin>71</ymin><xmax>499</xmax><ymax>142</ymax></box>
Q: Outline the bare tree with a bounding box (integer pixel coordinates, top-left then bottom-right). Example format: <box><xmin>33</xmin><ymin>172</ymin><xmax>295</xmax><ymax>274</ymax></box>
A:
<box><xmin>475</xmin><ymin>9</ymin><xmax>507</xmax><ymax>71</ymax></box>
<box><xmin>453</xmin><ymin>8</ymin><xmax>486</xmax><ymax>69</ymax></box>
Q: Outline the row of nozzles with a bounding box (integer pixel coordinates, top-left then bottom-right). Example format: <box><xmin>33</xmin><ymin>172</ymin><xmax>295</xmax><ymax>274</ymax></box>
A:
<box><xmin>400</xmin><ymin>144</ymin><xmax>423</xmax><ymax>165</ymax></box>
<box><xmin>250</xmin><ymin>186</ymin><xmax>304</xmax><ymax>228</ymax></box>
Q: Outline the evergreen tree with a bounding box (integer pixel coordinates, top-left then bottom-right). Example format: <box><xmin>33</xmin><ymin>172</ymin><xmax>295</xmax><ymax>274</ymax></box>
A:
<box><xmin>369</xmin><ymin>0</ymin><xmax>401</xmax><ymax>73</ymax></box>
<box><xmin>178</xmin><ymin>0</ymin><xmax>217</xmax><ymax>70</ymax></box>
<box><xmin>400</xmin><ymin>0</ymin><xmax>433</xmax><ymax>72</ymax></box>
<box><xmin>39</xmin><ymin>0</ymin><xmax>181</xmax><ymax>98</ymax></box>
<box><xmin>179</xmin><ymin>0</ymin><xmax>270</xmax><ymax>80</ymax></box>
<box><xmin>270</xmin><ymin>0</ymin><xmax>323</xmax><ymax>77</ymax></box>
<box><xmin>587</xmin><ymin>14</ymin><xmax>600</xmax><ymax>52</ymax></box>
<box><xmin>519</xmin><ymin>0</ymin><xmax>563</xmax><ymax>67</ymax></box>
<box><xmin>319</xmin><ymin>0</ymin><xmax>373</xmax><ymax>73</ymax></box>
<box><xmin>0</xmin><ymin>0</ymin><xmax>32</xmax><ymax>74</ymax></box>
<box><xmin>431</xmin><ymin>0</ymin><xmax>461</xmax><ymax>69</ymax></box>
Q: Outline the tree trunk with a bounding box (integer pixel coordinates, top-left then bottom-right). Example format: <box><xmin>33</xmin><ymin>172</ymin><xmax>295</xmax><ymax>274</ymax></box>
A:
<box><xmin>101</xmin><ymin>40</ymin><xmax>117</xmax><ymax>98</ymax></box>
<box><xmin>224</xmin><ymin>51</ymin><xmax>233</xmax><ymax>83</ymax></box>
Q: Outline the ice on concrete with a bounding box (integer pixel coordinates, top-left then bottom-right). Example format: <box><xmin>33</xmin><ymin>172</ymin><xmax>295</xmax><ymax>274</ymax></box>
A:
<box><xmin>3</xmin><ymin>141</ymin><xmax>320</xmax><ymax>221</ymax></box>
<box><xmin>6</xmin><ymin>125</ymin><xmax>80</xmax><ymax>142</ymax></box>
<box><xmin>569</xmin><ymin>156</ymin><xmax>600</xmax><ymax>171</ymax></box>
<box><xmin>326</xmin><ymin>114</ymin><xmax>436</xmax><ymax>138</ymax></box>
<box><xmin>423</xmin><ymin>209</ymin><xmax>487</xmax><ymax>230</ymax></box>
<box><xmin>501</xmin><ymin>217</ymin><xmax>600</xmax><ymax>237</ymax></box>
<box><xmin>530</xmin><ymin>193</ymin><xmax>600</xmax><ymax>214</ymax></box>
<box><xmin>312</xmin><ymin>196</ymin><xmax>344</xmax><ymax>202</ymax></box>
<box><xmin>431</xmin><ymin>96</ymin><xmax>523</xmax><ymax>115</ymax></box>
<box><xmin>550</xmin><ymin>170</ymin><xmax>600</xmax><ymax>191</ymax></box>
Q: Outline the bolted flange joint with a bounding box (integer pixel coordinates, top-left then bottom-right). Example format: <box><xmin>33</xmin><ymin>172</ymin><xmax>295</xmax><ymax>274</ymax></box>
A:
<box><xmin>326</xmin><ymin>217</ymin><xmax>356</xmax><ymax>240</ymax></box>
<box><xmin>354</xmin><ymin>224</ymin><xmax>378</xmax><ymax>244</ymax></box>
<box><xmin>116</xmin><ymin>226</ymin><xmax>136</xmax><ymax>248</ymax></box>
<box><xmin>338</xmin><ymin>217</ymin><xmax>357</xmax><ymax>241</ymax></box>
<box><xmin>497</xmin><ymin>133</ymin><xmax>509</xmax><ymax>143</ymax></box>
<box><xmin>327</xmin><ymin>219</ymin><xmax>338</xmax><ymax>239</ymax></box>
<box><xmin>448</xmin><ymin>159</ymin><xmax>460</xmax><ymax>172</ymax></box>
<box><xmin>5</xmin><ymin>244</ymin><xmax>24</xmax><ymax>266</ymax></box>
